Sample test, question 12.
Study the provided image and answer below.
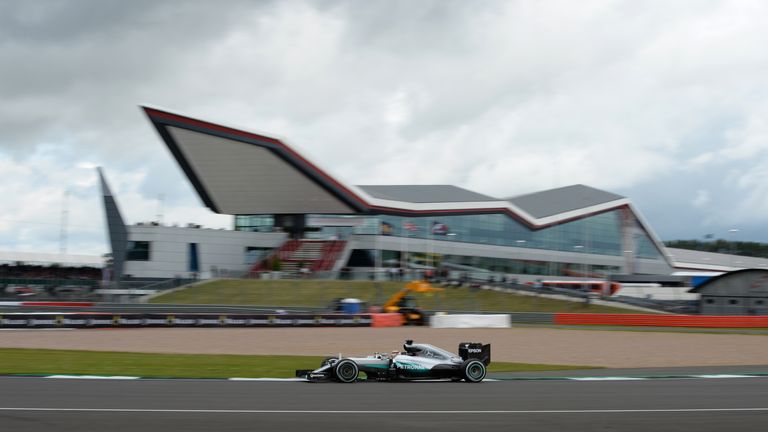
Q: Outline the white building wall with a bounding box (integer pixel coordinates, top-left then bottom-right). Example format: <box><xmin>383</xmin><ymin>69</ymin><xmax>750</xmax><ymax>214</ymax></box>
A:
<box><xmin>123</xmin><ymin>226</ymin><xmax>287</xmax><ymax>279</ymax></box>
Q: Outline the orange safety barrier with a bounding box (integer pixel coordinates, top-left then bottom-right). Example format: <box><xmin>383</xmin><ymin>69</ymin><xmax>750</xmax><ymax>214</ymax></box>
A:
<box><xmin>554</xmin><ymin>313</ymin><xmax>768</xmax><ymax>328</ymax></box>
<box><xmin>370</xmin><ymin>313</ymin><xmax>403</xmax><ymax>327</ymax></box>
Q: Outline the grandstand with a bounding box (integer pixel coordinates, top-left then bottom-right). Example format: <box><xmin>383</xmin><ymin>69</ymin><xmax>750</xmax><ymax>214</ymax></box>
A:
<box><xmin>0</xmin><ymin>251</ymin><xmax>103</xmax><ymax>299</ymax></box>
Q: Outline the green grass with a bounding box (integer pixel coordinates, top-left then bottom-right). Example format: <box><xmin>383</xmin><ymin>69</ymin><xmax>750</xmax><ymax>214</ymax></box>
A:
<box><xmin>488</xmin><ymin>362</ymin><xmax>599</xmax><ymax>373</ymax></box>
<box><xmin>0</xmin><ymin>348</ymin><xmax>595</xmax><ymax>378</ymax></box>
<box><xmin>151</xmin><ymin>279</ymin><xmax>638</xmax><ymax>314</ymax></box>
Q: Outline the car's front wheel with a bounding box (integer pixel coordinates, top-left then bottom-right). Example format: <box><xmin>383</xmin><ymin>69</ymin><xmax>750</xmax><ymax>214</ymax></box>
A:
<box><xmin>460</xmin><ymin>359</ymin><xmax>486</xmax><ymax>383</ymax></box>
<box><xmin>334</xmin><ymin>359</ymin><xmax>359</xmax><ymax>383</ymax></box>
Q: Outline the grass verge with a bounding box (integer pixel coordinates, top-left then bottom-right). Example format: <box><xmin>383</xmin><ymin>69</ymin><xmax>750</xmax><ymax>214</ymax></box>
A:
<box><xmin>151</xmin><ymin>279</ymin><xmax>638</xmax><ymax>314</ymax></box>
<box><xmin>0</xmin><ymin>348</ymin><xmax>597</xmax><ymax>378</ymax></box>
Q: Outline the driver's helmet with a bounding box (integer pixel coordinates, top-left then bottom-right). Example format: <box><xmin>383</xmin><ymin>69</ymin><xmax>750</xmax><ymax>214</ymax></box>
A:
<box><xmin>403</xmin><ymin>340</ymin><xmax>422</xmax><ymax>355</ymax></box>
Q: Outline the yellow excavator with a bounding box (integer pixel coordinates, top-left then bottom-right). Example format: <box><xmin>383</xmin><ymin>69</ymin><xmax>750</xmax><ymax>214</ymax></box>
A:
<box><xmin>383</xmin><ymin>280</ymin><xmax>444</xmax><ymax>325</ymax></box>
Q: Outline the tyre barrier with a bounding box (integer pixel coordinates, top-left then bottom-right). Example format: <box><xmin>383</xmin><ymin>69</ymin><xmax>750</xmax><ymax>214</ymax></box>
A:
<box><xmin>554</xmin><ymin>313</ymin><xmax>768</xmax><ymax>328</ymax></box>
<box><xmin>0</xmin><ymin>312</ymin><xmax>375</xmax><ymax>329</ymax></box>
<box><xmin>370</xmin><ymin>313</ymin><xmax>403</xmax><ymax>327</ymax></box>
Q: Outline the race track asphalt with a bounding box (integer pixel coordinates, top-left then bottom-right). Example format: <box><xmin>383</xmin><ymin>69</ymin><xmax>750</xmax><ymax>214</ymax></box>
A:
<box><xmin>1</xmin><ymin>376</ymin><xmax>767</xmax><ymax>431</ymax></box>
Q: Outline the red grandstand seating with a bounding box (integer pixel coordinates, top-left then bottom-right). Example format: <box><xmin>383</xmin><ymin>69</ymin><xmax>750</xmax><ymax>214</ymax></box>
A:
<box><xmin>248</xmin><ymin>240</ymin><xmax>347</xmax><ymax>277</ymax></box>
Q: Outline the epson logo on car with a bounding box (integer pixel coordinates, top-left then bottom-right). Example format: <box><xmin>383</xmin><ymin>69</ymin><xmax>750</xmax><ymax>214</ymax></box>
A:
<box><xmin>468</xmin><ymin>348</ymin><xmax>482</xmax><ymax>353</ymax></box>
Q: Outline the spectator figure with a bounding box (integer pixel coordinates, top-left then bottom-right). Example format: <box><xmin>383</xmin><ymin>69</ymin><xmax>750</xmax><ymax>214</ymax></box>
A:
<box><xmin>299</xmin><ymin>266</ymin><xmax>310</xmax><ymax>278</ymax></box>
<box><xmin>388</xmin><ymin>267</ymin><xmax>397</xmax><ymax>281</ymax></box>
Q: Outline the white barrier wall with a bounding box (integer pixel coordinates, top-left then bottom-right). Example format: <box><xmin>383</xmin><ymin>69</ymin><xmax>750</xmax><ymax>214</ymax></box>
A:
<box><xmin>429</xmin><ymin>314</ymin><xmax>511</xmax><ymax>328</ymax></box>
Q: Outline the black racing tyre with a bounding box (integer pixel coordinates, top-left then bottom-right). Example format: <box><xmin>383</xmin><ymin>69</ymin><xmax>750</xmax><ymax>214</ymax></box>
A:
<box><xmin>461</xmin><ymin>359</ymin><xmax>486</xmax><ymax>383</ymax></box>
<box><xmin>334</xmin><ymin>359</ymin><xmax>359</xmax><ymax>383</ymax></box>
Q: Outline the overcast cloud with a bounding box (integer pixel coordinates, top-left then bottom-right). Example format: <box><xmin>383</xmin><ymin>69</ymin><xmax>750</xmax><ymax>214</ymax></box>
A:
<box><xmin>1</xmin><ymin>0</ymin><xmax>767</xmax><ymax>256</ymax></box>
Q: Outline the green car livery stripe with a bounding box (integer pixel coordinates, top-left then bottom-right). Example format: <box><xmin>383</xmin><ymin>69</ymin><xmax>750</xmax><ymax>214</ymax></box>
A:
<box><xmin>394</xmin><ymin>361</ymin><xmax>429</xmax><ymax>371</ymax></box>
<box><xmin>361</xmin><ymin>363</ymin><xmax>390</xmax><ymax>369</ymax></box>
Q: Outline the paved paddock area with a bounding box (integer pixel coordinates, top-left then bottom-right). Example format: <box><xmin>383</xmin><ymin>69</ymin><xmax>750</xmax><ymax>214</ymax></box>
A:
<box><xmin>1</xmin><ymin>327</ymin><xmax>767</xmax><ymax>368</ymax></box>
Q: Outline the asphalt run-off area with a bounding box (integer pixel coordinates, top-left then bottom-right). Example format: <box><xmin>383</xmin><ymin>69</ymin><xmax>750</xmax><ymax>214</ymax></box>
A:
<box><xmin>2</xmin><ymin>376</ymin><xmax>768</xmax><ymax>432</ymax></box>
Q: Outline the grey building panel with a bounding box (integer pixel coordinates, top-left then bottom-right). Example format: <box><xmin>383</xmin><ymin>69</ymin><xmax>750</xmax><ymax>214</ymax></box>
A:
<box><xmin>508</xmin><ymin>185</ymin><xmax>625</xmax><ymax>218</ymax></box>
<box><xmin>167</xmin><ymin>127</ymin><xmax>355</xmax><ymax>214</ymax></box>
<box><xmin>667</xmin><ymin>247</ymin><xmax>768</xmax><ymax>270</ymax></box>
<box><xmin>691</xmin><ymin>269</ymin><xmax>768</xmax><ymax>295</ymax></box>
<box><xmin>357</xmin><ymin>185</ymin><xmax>498</xmax><ymax>203</ymax></box>
<box><xmin>98</xmin><ymin>168</ymin><xmax>128</xmax><ymax>282</ymax></box>
<box><xmin>693</xmin><ymin>269</ymin><xmax>768</xmax><ymax>315</ymax></box>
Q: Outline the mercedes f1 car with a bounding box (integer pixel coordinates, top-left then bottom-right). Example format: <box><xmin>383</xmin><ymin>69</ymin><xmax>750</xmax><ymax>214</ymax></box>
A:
<box><xmin>296</xmin><ymin>340</ymin><xmax>491</xmax><ymax>383</ymax></box>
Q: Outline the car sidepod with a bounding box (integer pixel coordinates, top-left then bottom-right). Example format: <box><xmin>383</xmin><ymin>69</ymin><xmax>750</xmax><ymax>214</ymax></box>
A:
<box><xmin>391</xmin><ymin>355</ymin><xmax>460</xmax><ymax>380</ymax></box>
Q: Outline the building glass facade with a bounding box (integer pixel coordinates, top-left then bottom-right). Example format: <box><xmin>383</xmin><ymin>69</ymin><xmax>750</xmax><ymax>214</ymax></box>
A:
<box><xmin>234</xmin><ymin>215</ymin><xmax>275</xmax><ymax>232</ymax></box>
<box><xmin>376</xmin><ymin>212</ymin><xmax>625</xmax><ymax>256</ymax></box>
<box><xmin>372</xmin><ymin>211</ymin><xmax>662</xmax><ymax>261</ymax></box>
<box><xmin>235</xmin><ymin>210</ymin><xmax>663</xmax><ymax>277</ymax></box>
<box><xmin>235</xmin><ymin>210</ymin><xmax>664</xmax><ymax>261</ymax></box>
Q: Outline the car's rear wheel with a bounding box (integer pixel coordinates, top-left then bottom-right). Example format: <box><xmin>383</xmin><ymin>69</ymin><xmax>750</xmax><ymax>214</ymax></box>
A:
<box><xmin>461</xmin><ymin>359</ymin><xmax>486</xmax><ymax>383</ymax></box>
<box><xmin>334</xmin><ymin>359</ymin><xmax>359</xmax><ymax>383</ymax></box>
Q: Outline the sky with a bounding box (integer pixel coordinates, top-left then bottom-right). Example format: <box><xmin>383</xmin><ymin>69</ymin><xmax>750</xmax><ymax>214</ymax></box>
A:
<box><xmin>1</xmin><ymin>0</ymin><xmax>768</xmax><ymax>257</ymax></box>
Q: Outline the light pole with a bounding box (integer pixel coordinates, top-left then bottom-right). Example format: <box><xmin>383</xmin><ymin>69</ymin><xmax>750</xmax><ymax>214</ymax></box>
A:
<box><xmin>728</xmin><ymin>228</ymin><xmax>740</xmax><ymax>269</ymax></box>
<box><xmin>375</xmin><ymin>217</ymin><xmax>383</xmax><ymax>281</ymax></box>
<box><xmin>446</xmin><ymin>232</ymin><xmax>457</xmax><ymax>279</ymax></box>
<box><xmin>624</xmin><ymin>249</ymin><xmax>634</xmax><ymax>275</ymax></box>
<box><xmin>515</xmin><ymin>240</ymin><xmax>527</xmax><ymax>276</ymax></box>
<box><xmin>573</xmin><ymin>245</ymin><xmax>586</xmax><ymax>293</ymax></box>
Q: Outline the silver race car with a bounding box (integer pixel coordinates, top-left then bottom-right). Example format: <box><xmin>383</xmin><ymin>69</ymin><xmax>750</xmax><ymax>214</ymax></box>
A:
<box><xmin>296</xmin><ymin>340</ymin><xmax>491</xmax><ymax>383</ymax></box>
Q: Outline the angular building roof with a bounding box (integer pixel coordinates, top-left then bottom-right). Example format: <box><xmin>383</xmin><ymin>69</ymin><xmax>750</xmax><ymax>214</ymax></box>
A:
<box><xmin>357</xmin><ymin>185</ymin><xmax>498</xmax><ymax>203</ymax></box>
<box><xmin>141</xmin><ymin>106</ymin><xmax>652</xmax><ymax>231</ymax></box>
<box><xmin>143</xmin><ymin>106</ymin><xmax>367</xmax><ymax>215</ymax></box>
<box><xmin>508</xmin><ymin>184</ymin><xmax>626</xmax><ymax>219</ymax></box>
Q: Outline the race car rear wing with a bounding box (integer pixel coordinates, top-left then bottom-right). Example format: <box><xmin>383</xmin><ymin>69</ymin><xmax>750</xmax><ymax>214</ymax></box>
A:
<box><xmin>459</xmin><ymin>342</ymin><xmax>491</xmax><ymax>366</ymax></box>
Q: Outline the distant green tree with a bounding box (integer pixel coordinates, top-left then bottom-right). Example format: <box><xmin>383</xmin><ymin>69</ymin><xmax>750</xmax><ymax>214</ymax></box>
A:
<box><xmin>664</xmin><ymin>239</ymin><xmax>768</xmax><ymax>258</ymax></box>
<box><xmin>271</xmin><ymin>256</ymin><xmax>282</xmax><ymax>271</ymax></box>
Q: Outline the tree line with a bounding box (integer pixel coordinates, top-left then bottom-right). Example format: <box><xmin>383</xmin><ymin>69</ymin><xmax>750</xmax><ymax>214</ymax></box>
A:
<box><xmin>664</xmin><ymin>239</ymin><xmax>768</xmax><ymax>258</ymax></box>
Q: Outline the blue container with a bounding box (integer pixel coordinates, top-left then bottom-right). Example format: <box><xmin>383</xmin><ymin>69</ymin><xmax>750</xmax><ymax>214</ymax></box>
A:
<box><xmin>340</xmin><ymin>298</ymin><xmax>362</xmax><ymax>314</ymax></box>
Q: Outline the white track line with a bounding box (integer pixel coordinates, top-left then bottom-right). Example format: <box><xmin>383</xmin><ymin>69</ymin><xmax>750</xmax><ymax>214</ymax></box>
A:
<box><xmin>568</xmin><ymin>377</ymin><xmax>648</xmax><ymax>381</ymax></box>
<box><xmin>228</xmin><ymin>378</ymin><xmax>305</xmax><ymax>382</ymax></box>
<box><xmin>692</xmin><ymin>374</ymin><xmax>755</xmax><ymax>379</ymax></box>
<box><xmin>1</xmin><ymin>407</ymin><xmax>768</xmax><ymax>414</ymax></box>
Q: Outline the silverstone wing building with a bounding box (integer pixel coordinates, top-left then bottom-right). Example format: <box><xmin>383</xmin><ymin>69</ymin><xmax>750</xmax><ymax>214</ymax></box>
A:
<box><xmin>100</xmin><ymin>105</ymin><xmax>768</xmax><ymax>283</ymax></box>
<box><xmin>96</xmin><ymin>106</ymin><xmax>684</xmax><ymax>281</ymax></box>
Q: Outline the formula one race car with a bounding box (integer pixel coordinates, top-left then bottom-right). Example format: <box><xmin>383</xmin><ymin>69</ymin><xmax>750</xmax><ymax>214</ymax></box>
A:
<box><xmin>296</xmin><ymin>340</ymin><xmax>491</xmax><ymax>383</ymax></box>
